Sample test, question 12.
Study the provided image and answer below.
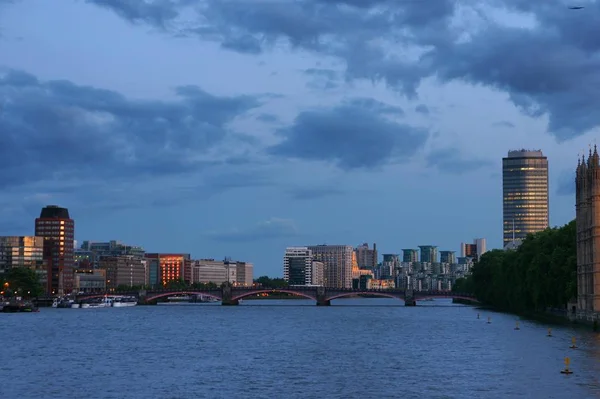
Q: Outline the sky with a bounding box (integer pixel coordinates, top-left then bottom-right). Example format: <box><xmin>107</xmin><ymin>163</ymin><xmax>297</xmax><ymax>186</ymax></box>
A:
<box><xmin>0</xmin><ymin>0</ymin><xmax>598</xmax><ymax>277</ymax></box>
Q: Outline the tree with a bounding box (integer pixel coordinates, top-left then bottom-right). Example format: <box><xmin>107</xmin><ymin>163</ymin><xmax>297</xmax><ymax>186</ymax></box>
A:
<box><xmin>254</xmin><ymin>276</ymin><xmax>289</xmax><ymax>288</ymax></box>
<box><xmin>0</xmin><ymin>267</ymin><xmax>44</xmax><ymax>298</ymax></box>
<box><xmin>466</xmin><ymin>220</ymin><xmax>576</xmax><ymax>313</ymax></box>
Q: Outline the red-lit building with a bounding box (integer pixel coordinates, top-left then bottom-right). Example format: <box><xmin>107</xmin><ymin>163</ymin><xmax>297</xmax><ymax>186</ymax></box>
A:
<box><xmin>145</xmin><ymin>253</ymin><xmax>191</xmax><ymax>286</ymax></box>
<box><xmin>34</xmin><ymin>205</ymin><xmax>75</xmax><ymax>295</ymax></box>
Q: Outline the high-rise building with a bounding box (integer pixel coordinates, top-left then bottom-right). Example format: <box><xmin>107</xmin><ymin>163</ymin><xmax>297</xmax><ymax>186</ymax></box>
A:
<box><xmin>460</xmin><ymin>239</ymin><xmax>487</xmax><ymax>262</ymax></box>
<box><xmin>0</xmin><ymin>236</ymin><xmax>45</xmax><ymax>285</ymax></box>
<box><xmin>402</xmin><ymin>249</ymin><xmax>418</xmax><ymax>263</ymax></box>
<box><xmin>354</xmin><ymin>243</ymin><xmax>378</xmax><ymax>270</ymax></box>
<box><xmin>79</xmin><ymin>240</ymin><xmax>145</xmax><ymax>268</ymax></box>
<box><xmin>576</xmin><ymin>148</ymin><xmax>600</xmax><ymax>317</ymax></box>
<box><xmin>283</xmin><ymin>247</ymin><xmax>314</xmax><ymax>286</ymax></box>
<box><xmin>440</xmin><ymin>251</ymin><xmax>456</xmax><ymax>264</ymax></box>
<box><xmin>419</xmin><ymin>245</ymin><xmax>438</xmax><ymax>263</ymax></box>
<box><xmin>308</xmin><ymin>245</ymin><xmax>353</xmax><ymax>288</ymax></box>
<box><xmin>502</xmin><ymin>149</ymin><xmax>549</xmax><ymax>247</ymax></box>
<box><xmin>35</xmin><ymin>205</ymin><xmax>75</xmax><ymax>295</ymax></box>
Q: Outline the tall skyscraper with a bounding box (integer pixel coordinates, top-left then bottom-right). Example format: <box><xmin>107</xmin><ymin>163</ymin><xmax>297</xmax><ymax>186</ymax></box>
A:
<box><xmin>35</xmin><ymin>205</ymin><xmax>75</xmax><ymax>295</ymax></box>
<box><xmin>460</xmin><ymin>238</ymin><xmax>487</xmax><ymax>262</ymax></box>
<box><xmin>576</xmin><ymin>148</ymin><xmax>600</xmax><ymax>317</ymax></box>
<box><xmin>474</xmin><ymin>238</ymin><xmax>487</xmax><ymax>260</ymax></box>
<box><xmin>440</xmin><ymin>251</ymin><xmax>456</xmax><ymax>264</ymax></box>
<box><xmin>502</xmin><ymin>149</ymin><xmax>549</xmax><ymax>246</ymax></box>
<box><xmin>419</xmin><ymin>245</ymin><xmax>438</xmax><ymax>263</ymax></box>
<box><xmin>308</xmin><ymin>245</ymin><xmax>353</xmax><ymax>288</ymax></box>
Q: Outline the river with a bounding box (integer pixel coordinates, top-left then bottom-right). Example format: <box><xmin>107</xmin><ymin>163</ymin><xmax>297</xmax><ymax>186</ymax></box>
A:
<box><xmin>1</xmin><ymin>298</ymin><xmax>599</xmax><ymax>399</ymax></box>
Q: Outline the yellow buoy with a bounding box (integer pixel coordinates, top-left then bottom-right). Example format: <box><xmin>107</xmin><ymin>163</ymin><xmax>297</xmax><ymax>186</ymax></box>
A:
<box><xmin>514</xmin><ymin>321</ymin><xmax>520</xmax><ymax>330</ymax></box>
<box><xmin>570</xmin><ymin>337</ymin><xmax>577</xmax><ymax>349</ymax></box>
<box><xmin>560</xmin><ymin>357</ymin><xmax>573</xmax><ymax>374</ymax></box>
<box><xmin>547</xmin><ymin>328</ymin><xmax>552</xmax><ymax>337</ymax></box>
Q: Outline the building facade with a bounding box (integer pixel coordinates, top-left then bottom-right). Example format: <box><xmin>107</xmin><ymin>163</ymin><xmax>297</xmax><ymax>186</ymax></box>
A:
<box><xmin>99</xmin><ymin>256</ymin><xmax>147</xmax><ymax>290</ymax></box>
<box><xmin>419</xmin><ymin>245</ymin><xmax>438</xmax><ymax>263</ymax></box>
<box><xmin>576</xmin><ymin>149</ymin><xmax>600</xmax><ymax>319</ymax></box>
<box><xmin>354</xmin><ymin>243</ymin><xmax>378</xmax><ymax>270</ymax></box>
<box><xmin>308</xmin><ymin>245</ymin><xmax>353</xmax><ymax>288</ymax></box>
<box><xmin>460</xmin><ymin>239</ymin><xmax>487</xmax><ymax>262</ymax></box>
<box><xmin>34</xmin><ymin>205</ymin><xmax>75</xmax><ymax>295</ymax></box>
<box><xmin>283</xmin><ymin>247</ymin><xmax>314</xmax><ymax>286</ymax></box>
<box><xmin>0</xmin><ymin>236</ymin><xmax>46</xmax><ymax>288</ymax></box>
<box><xmin>188</xmin><ymin>259</ymin><xmax>236</xmax><ymax>285</ymax></box>
<box><xmin>79</xmin><ymin>240</ymin><xmax>145</xmax><ymax>268</ymax></box>
<box><xmin>145</xmin><ymin>253</ymin><xmax>191</xmax><ymax>286</ymax></box>
<box><xmin>235</xmin><ymin>262</ymin><xmax>254</xmax><ymax>286</ymax></box>
<box><xmin>440</xmin><ymin>251</ymin><xmax>456</xmax><ymax>264</ymax></box>
<box><xmin>502</xmin><ymin>149</ymin><xmax>549</xmax><ymax>247</ymax></box>
<box><xmin>402</xmin><ymin>249</ymin><xmax>418</xmax><ymax>263</ymax></box>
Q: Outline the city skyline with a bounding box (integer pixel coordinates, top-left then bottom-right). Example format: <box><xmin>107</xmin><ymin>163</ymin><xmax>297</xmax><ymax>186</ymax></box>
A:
<box><xmin>0</xmin><ymin>0</ymin><xmax>592</xmax><ymax>277</ymax></box>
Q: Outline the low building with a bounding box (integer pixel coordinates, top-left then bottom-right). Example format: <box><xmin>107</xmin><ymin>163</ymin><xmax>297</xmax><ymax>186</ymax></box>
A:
<box><xmin>235</xmin><ymin>261</ymin><xmax>253</xmax><ymax>286</ymax></box>
<box><xmin>189</xmin><ymin>259</ymin><xmax>236</xmax><ymax>285</ymax></box>
<box><xmin>74</xmin><ymin>269</ymin><xmax>106</xmax><ymax>293</ymax></box>
<box><xmin>100</xmin><ymin>256</ymin><xmax>147</xmax><ymax>290</ymax></box>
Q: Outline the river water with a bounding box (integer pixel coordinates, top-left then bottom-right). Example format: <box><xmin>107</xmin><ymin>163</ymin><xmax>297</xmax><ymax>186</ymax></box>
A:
<box><xmin>1</xmin><ymin>298</ymin><xmax>599</xmax><ymax>399</ymax></box>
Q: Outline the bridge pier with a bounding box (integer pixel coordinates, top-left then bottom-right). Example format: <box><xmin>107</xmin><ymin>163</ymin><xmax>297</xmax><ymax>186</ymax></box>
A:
<box><xmin>405</xmin><ymin>288</ymin><xmax>416</xmax><ymax>306</ymax></box>
<box><xmin>221</xmin><ymin>282</ymin><xmax>238</xmax><ymax>306</ymax></box>
<box><xmin>316</xmin><ymin>287</ymin><xmax>330</xmax><ymax>306</ymax></box>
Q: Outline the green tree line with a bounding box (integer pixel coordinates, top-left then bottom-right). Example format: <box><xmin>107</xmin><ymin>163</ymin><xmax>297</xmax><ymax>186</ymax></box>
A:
<box><xmin>453</xmin><ymin>220</ymin><xmax>576</xmax><ymax>313</ymax></box>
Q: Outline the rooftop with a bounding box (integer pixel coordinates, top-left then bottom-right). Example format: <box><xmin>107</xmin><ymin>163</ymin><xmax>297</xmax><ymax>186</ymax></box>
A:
<box><xmin>507</xmin><ymin>149</ymin><xmax>545</xmax><ymax>158</ymax></box>
<box><xmin>39</xmin><ymin>205</ymin><xmax>70</xmax><ymax>219</ymax></box>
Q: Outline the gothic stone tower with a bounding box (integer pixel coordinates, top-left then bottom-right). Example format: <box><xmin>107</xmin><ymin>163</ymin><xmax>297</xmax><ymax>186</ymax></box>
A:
<box><xmin>575</xmin><ymin>147</ymin><xmax>600</xmax><ymax>316</ymax></box>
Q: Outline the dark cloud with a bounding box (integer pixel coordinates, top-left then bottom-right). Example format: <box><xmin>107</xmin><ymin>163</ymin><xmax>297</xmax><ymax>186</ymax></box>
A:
<box><xmin>557</xmin><ymin>169</ymin><xmax>575</xmax><ymax>196</ymax></box>
<box><xmin>287</xmin><ymin>187</ymin><xmax>345</xmax><ymax>200</ymax></box>
<box><xmin>205</xmin><ymin>218</ymin><xmax>300</xmax><ymax>242</ymax></box>
<box><xmin>492</xmin><ymin>121</ymin><xmax>516</xmax><ymax>128</ymax></box>
<box><xmin>87</xmin><ymin>0</ymin><xmax>600</xmax><ymax>139</ymax></box>
<box><xmin>0</xmin><ymin>68</ymin><xmax>261</xmax><ymax>190</ymax></box>
<box><xmin>426</xmin><ymin>149</ymin><xmax>495</xmax><ymax>175</ymax></box>
<box><xmin>415</xmin><ymin>104</ymin><xmax>429</xmax><ymax>115</ymax></box>
<box><xmin>268</xmin><ymin>101</ymin><xmax>427</xmax><ymax>169</ymax></box>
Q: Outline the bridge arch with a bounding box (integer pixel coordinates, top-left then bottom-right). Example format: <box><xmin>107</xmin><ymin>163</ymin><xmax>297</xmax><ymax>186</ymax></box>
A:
<box><xmin>144</xmin><ymin>291</ymin><xmax>222</xmax><ymax>302</ymax></box>
<box><xmin>326</xmin><ymin>291</ymin><xmax>404</xmax><ymax>301</ymax></box>
<box><xmin>232</xmin><ymin>289</ymin><xmax>317</xmax><ymax>301</ymax></box>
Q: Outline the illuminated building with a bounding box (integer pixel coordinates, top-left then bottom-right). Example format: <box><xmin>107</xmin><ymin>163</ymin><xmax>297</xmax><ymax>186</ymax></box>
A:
<box><xmin>575</xmin><ymin>148</ymin><xmax>600</xmax><ymax>318</ymax></box>
<box><xmin>145</xmin><ymin>253</ymin><xmax>190</xmax><ymax>286</ymax></box>
<box><xmin>308</xmin><ymin>245</ymin><xmax>353</xmax><ymax>288</ymax></box>
<box><xmin>502</xmin><ymin>149</ymin><xmax>549</xmax><ymax>247</ymax></box>
<box><xmin>354</xmin><ymin>243</ymin><xmax>377</xmax><ymax>270</ymax></box>
<box><xmin>0</xmin><ymin>236</ymin><xmax>46</xmax><ymax>287</ymax></box>
<box><xmin>35</xmin><ymin>205</ymin><xmax>75</xmax><ymax>295</ymax></box>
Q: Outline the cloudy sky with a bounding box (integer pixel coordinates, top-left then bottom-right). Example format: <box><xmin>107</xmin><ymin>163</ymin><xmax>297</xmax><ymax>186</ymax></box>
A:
<box><xmin>0</xmin><ymin>0</ymin><xmax>596</xmax><ymax>276</ymax></box>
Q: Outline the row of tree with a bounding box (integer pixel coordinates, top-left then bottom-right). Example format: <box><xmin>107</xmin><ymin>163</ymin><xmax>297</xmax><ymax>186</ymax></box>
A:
<box><xmin>453</xmin><ymin>220</ymin><xmax>576</xmax><ymax>313</ymax></box>
<box><xmin>0</xmin><ymin>267</ymin><xmax>45</xmax><ymax>298</ymax></box>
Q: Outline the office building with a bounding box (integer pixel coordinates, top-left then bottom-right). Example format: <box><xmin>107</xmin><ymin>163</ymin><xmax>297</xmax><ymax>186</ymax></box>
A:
<box><xmin>576</xmin><ymin>148</ymin><xmax>600</xmax><ymax>317</ymax></box>
<box><xmin>145</xmin><ymin>253</ymin><xmax>191</xmax><ymax>286</ymax></box>
<box><xmin>354</xmin><ymin>243</ymin><xmax>378</xmax><ymax>270</ymax></box>
<box><xmin>308</xmin><ymin>245</ymin><xmax>353</xmax><ymax>288</ymax></box>
<box><xmin>98</xmin><ymin>256</ymin><xmax>147</xmax><ymax>290</ymax></box>
<box><xmin>34</xmin><ymin>205</ymin><xmax>75</xmax><ymax>295</ymax></box>
<box><xmin>419</xmin><ymin>245</ymin><xmax>438</xmax><ymax>263</ymax></box>
<box><xmin>502</xmin><ymin>149</ymin><xmax>549</xmax><ymax>246</ymax></box>
<box><xmin>311</xmin><ymin>261</ymin><xmax>325</xmax><ymax>286</ymax></box>
<box><xmin>474</xmin><ymin>238</ymin><xmax>487</xmax><ymax>260</ymax></box>
<box><xmin>402</xmin><ymin>249</ymin><xmax>418</xmax><ymax>263</ymax></box>
<box><xmin>79</xmin><ymin>240</ymin><xmax>145</xmax><ymax>268</ymax></box>
<box><xmin>235</xmin><ymin>261</ymin><xmax>254</xmax><ymax>286</ymax></box>
<box><xmin>460</xmin><ymin>238</ymin><xmax>487</xmax><ymax>262</ymax></box>
<box><xmin>188</xmin><ymin>259</ymin><xmax>236</xmax><ymax>285</ymax></box>
<box><xmin>0</xmin><ymin>236</ymin><xmax>45</xmax><ymax>286</ymax></box>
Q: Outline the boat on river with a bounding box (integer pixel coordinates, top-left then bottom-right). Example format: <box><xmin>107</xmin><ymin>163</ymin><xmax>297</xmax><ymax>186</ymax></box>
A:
<box><xmin>112</xmin><ymin>296</ymin><xmax>138</xmax><ymax>307</ymax></box>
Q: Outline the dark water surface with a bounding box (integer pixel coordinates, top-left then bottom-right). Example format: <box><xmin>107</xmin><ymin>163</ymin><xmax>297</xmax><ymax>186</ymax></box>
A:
<box><xmin>1</xmin><ymin>298</ymin><xmax>599</xmax><ymax>399</ymax></box>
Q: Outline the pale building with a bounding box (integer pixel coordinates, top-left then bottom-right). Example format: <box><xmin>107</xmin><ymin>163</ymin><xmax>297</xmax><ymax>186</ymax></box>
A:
<box><xmin>354</xmin><ymin>243</ymin><xmax>377</xmax><ymax>269</ymax></box>
<box><xmin>100</xmin><ymin>255</ymin><xmax>147</xmax><ymax>290</ymax></box>
<box><xmin>311</xmin><ymin>261</ymin><xmax>325</xmax><ymax>286</ymax></box>
<box><xmin>308</xmin><ymin>245</ymin><xmax>354</xmax><ymax>288</ymax></box>
<box><xmin>235</xmin><ymin>262</ymin><xmax>253</xmax><ymax>286</ymax></box>
<box><xmin>189</xmin><ymin>259</ymin><xmax>236</xmax><ymax>285</ymax></box>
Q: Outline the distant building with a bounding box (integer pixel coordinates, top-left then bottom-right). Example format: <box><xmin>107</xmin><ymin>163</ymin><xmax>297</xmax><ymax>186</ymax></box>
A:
<box><xmin>402</xmin><ymin>249</ymin><xmax>418</xmax><ymax>263</ymax></box>
<box><xmin>474</xmin><ymin>238</ymin><xmax>487</xmax><ymax>259</ymax></box>
<box><xmin>35</xmin><ymin>205</ymin><xmax>75</xmax><ymax>295</ymax></box>
<box><xmin>145</xmin><ymin>253</ymin><xmax>191</xmax><ymax>286</ymax></box>
<box><xmin>354</xmin><ymin>243</ymin><xmax>378</xmax><ymax>270</ymax></box>
<box><xmin>502</xmin><ymin>149</ymin><xmax>549</xmax><ymax>247</ymax></box>
<box><xmin>440</xmin><ymin>251</ymin><xmax>456</xmax><ymax>264</ymax></box>
<box><xmin>74</xmin><ymin>269</ymin><xmax>106</xmax><ymax>293</ymax></box>
<box><xmin>283</xmin><ymin>247</ymin><xmax>314</xmax><ymax>285</ymax></box>
<box><xmin>576</xmin><ymin>148</ymin><xmax>600</xmax><ymax>318</ymax></box>
<box><xmin>311</xmin><ymin>261</ymin><xmax>325</xmax><ymax>286</ymax></box>
<box><xmin>308</xmin><ymin>245</ymin><xmax>354</xmax><ymax>288</ymax></box>
<box><xmin>188</xmin><ymin>259</ymin><xmax>236</xmax><ymax>285</ymax></box>
<box><xmin>79</xmin><ymin>240</ymin><xmax>145</xmax><ymax>268</ymax></box>
<box><xmin>100</xmin><ymin>256</ymin><xmax>147</xmax><ymax>290</ymax></box>
<box><xmin>419</xmin><ymin>245</ymin><xmax>438</xmax><ymax>263</ymax></box>
<box><xmin>460</xmin><ymin>239</ymin><xmax>488</xmax><ymax>262</ymax></box>
<box><xmin>235</xmin><ymin>261</ymin><xmax>254</xmax><ymax>286</ymax></box>
<box><xmin>0</xmin><ymin>236</ymin><xmax>45</xmax><ymax>286</ymax></box>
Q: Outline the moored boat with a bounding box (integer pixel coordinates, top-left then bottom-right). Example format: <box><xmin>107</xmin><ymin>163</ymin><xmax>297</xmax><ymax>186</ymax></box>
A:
<box><xmin>112</xmin><ymin>296</ymin><xmax>137</xmax><ymax>307</ymax></box>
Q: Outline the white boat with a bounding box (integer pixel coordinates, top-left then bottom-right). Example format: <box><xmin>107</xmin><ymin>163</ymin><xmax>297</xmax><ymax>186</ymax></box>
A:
<box><xmin>71</xmin><ymin>303</ymin><xmax>80</xmax><ymax>309</ymax></box>
<box><xmin>82</xmin><ymin>296</ymin><xmax>112</xmax><ymax>308</ymax></box>
<box><xmin>112</xmin><ymin>296</ymin><xmax>137</xmax><ymax>307</ymax></box>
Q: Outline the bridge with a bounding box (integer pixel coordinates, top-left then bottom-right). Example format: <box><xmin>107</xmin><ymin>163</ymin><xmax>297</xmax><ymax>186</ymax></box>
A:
<box><xmin>75</xmin><ymin>284</ymin><xmax>478</xmax><ymax>306</ymax></box>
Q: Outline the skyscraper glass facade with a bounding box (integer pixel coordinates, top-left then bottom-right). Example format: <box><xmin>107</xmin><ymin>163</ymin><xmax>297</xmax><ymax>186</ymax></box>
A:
<box><xmin>502</xmin><ymin>150</ymin><xmax>549</xmax><ymax>246</ymax></box>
